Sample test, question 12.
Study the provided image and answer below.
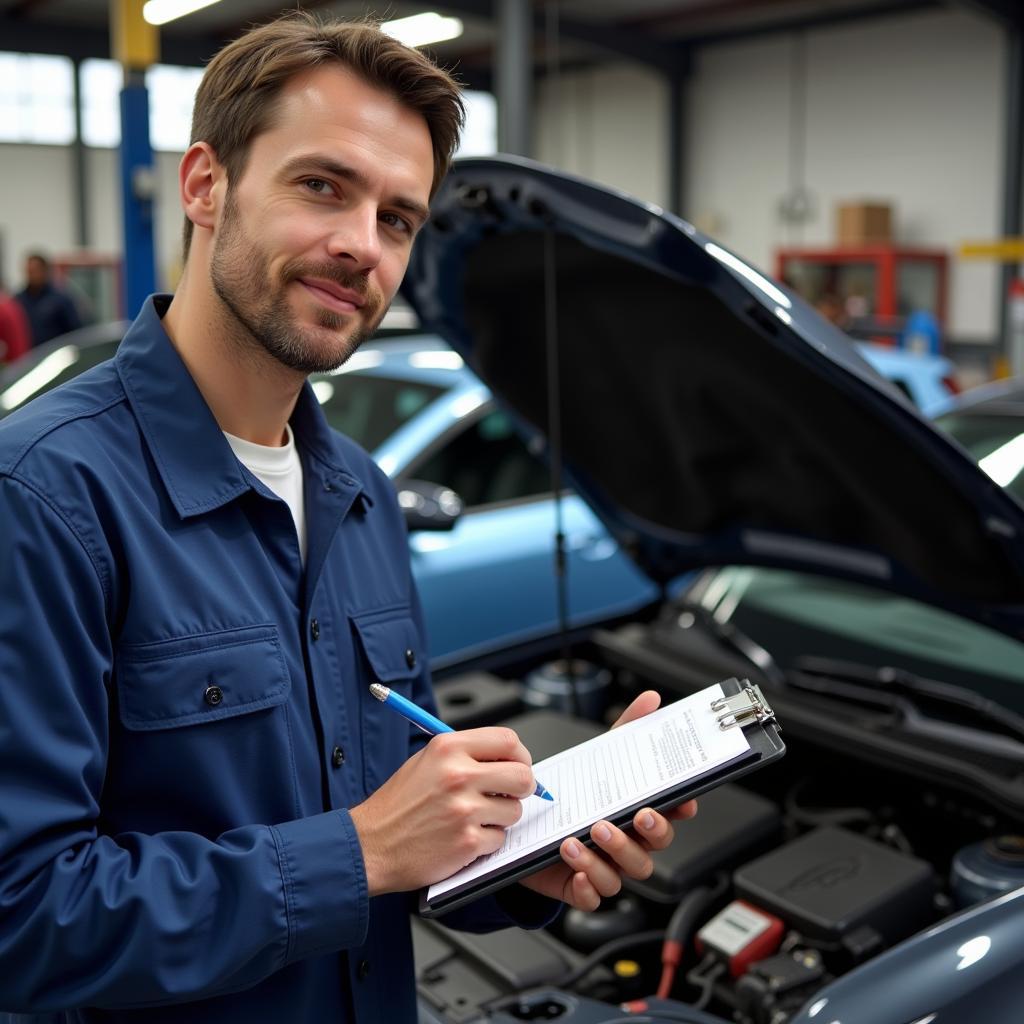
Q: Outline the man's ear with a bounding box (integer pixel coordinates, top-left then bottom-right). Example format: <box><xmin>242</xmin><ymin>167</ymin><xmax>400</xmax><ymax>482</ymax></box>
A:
<box><xmin>179</xmin><ymin>142</ymin><xmax>225</xmax><ymax>236</ymax></box>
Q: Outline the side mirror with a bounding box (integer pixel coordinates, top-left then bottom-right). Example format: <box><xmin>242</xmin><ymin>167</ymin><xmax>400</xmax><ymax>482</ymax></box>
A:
<box><xmin>396</xmin><ymin>480</ymin><xmax>464</xmax><ymax>532</ymax></box>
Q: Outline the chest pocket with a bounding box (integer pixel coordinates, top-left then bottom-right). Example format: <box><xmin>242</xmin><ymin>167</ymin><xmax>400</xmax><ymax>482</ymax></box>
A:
<box><xmin>116</xmin><ymin>624</ymin><xmax>290</xmax><ymax>730</ymax></box>
<box><xmin>352</xmin><ymin>609</ymin><xmax>423</xmax><ymax>794</ymax></box>
<box><xmin>111</xmin><ymin>624</ymin><xmax>298</xmax><ymax>831</ymax></box>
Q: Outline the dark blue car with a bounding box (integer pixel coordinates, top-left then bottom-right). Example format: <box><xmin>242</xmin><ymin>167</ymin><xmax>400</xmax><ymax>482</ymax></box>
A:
<box><xmin>402</xmin><ymin>156</ymin><xmax>1024</xmax><ymax>1024</ymax></box>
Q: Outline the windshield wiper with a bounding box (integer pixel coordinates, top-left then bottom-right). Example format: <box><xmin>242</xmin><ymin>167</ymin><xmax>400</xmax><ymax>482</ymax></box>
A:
<box><xmin>789</xmin><ymin>656</ymin><xmax>1024</xmax><ymax>758</ymax></box>
<box><xmin>675</xmin><ymin>600</ymin><xmax>788</xmax><ymax>688</ymax></box>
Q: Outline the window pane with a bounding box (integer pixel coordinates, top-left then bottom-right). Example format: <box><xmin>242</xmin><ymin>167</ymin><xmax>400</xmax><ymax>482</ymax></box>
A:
<box><xmin>0</xmin><ymin>51</ymin><xmax>74</xmax><ymax>145</ymax></box>
<box><xmin>147</xmin><ymin>63</ymin><xmax>203</xmax><ymax>151</ymax></box>
<box><xmin>81</xmin><ymin>58</ymin><xmax>122</xmax><ymax>148</ymax></box>
<box><xmin>457</xmin><ymin>90</ymin><xmax>496</xmax><ymax>157</ymax></box>
<box><xmin>79</xmin><ymin>58</ymin><xmax>202</xmax><ymax>151</ymax></box>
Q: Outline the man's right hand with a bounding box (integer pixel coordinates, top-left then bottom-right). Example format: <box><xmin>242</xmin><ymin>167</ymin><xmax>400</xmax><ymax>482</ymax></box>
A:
<box><xmin>349</xmin><ymin>727</ymin><xmax>536</xmax><ymax>895</ymax></box>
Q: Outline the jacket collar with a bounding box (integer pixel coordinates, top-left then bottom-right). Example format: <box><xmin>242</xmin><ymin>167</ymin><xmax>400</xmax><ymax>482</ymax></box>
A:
<box><xmin>116</xmin><ymin>295</ymin><xmax>369</xmax><ymax>519</ymax></box>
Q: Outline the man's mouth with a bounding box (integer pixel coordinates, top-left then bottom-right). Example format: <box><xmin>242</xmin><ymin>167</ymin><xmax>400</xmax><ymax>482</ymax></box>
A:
<box><xmin>297</xmin><ymin>278</ymin><xmax>367</xmax><ymax>315</ymax></box>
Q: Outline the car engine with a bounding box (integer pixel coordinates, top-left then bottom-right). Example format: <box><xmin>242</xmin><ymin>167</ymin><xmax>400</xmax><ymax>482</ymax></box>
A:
<box><xmin>415</xmin><ymin>649</ymin><xmax>1024</xmax><ymax>1024</ymax></box>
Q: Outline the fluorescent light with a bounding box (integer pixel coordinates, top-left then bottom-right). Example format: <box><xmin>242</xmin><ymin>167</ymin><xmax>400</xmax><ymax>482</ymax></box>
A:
<box><xmin>1</xmin><ymin>347</ymin><xmax>79</xmax><ymax>410</ymax></box>
<box><xmin>382</xmin><ymin>12</ymin><xmax>464</xmax><ymax>48</ymax></box>
<box><xmin>143</xmin><ymin>0</ymin><xmax>222</xmax><ymax>26</ymax></box>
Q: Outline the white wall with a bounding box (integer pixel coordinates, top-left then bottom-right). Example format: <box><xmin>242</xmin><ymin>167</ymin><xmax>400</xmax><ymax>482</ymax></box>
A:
<box><xmin>536</xmin><ymin>62</ymin><xmax>669</xmax><ymax>210</ymax></box>
<box><xmin>684</xmin><ymin>7</ymin><xmax>1005</xmax><ymax>342</ymax></box>
<box><xmin>0</xmin><ymin>144</ymin><xmax>77</xmax><ymax>290</ymax></box>
<box><xmin>0</xmin><ymin>144</ymin><xmax>184</xmax><ymax>299</ymax></box>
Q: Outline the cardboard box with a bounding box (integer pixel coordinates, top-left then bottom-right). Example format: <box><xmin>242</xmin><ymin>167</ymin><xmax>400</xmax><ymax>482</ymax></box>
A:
<box><xmin>836</xmin><ymin>202</ymin><xmax>892</xmax><ymax>246</ymax></box>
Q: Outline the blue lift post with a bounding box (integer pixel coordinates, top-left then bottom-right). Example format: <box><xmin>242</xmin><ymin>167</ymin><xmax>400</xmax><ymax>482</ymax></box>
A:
<box><xmin>112</xmin><ymin>0</ymin><xmax>158</xmax><ymax>318</ymax></box>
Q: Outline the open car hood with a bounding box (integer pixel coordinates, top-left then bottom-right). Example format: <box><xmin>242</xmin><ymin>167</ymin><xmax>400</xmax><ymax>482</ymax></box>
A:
<box><xmin>401</xmin><ymin>156</ymin><xmax>1024</xmax><ymax>640</ymax></box>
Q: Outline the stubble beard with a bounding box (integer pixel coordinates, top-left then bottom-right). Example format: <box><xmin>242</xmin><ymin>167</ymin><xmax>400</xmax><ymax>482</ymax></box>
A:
<box><xmin>210</xmin><ymin>190</ymin><xmax>387</xmax><ymax>375</ymax></box>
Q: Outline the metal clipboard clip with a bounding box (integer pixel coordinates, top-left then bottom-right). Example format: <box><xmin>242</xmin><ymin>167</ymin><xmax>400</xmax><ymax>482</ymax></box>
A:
<box><xmin>711</xmin><ymin>683</ymin><xmax>776</xmax><ymax>731</ymax></box>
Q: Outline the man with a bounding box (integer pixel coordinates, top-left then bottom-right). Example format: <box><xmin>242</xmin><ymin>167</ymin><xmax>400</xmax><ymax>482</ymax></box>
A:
<box><xmin>0</xmin><ymin>15</ymin><xmax>694</xmax><ymax>1023</ymax></box>
<box><xmin>15</xmin><ymin>251</ymin><xmax>82</xmax><ymax>346</ymax></box>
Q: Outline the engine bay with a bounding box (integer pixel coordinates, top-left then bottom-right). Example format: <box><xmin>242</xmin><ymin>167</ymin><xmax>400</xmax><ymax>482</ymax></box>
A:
<box><xmin>416</xmin><ymin>632</ymin><xmax>1024</xmax><ymax>1024</ymax></box>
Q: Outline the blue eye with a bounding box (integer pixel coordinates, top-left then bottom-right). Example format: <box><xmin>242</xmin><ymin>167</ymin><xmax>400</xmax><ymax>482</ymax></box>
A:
<box><xmin>304</xmin><ymin>179</ymin><xmax>331</xmax><ymax>194</ymax></box>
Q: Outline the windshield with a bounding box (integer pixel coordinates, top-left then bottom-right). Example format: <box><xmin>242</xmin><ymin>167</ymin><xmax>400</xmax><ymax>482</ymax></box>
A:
<box><xmin>936</xmin><ymin>412</ymin><xmax>1024</xmax><ymax>502</ymax></box>
<box><xmin>694</xmin><ymin>566</ymin><xmax>1024</xmax><ymax>713</ymax></box>
<box><xmin>311</xmin><ymin>372</ymin><xmax>445</xmax><ymax>452</ymax></box>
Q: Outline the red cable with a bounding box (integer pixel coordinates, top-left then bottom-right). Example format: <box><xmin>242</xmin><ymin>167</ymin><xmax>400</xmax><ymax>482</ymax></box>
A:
<box><xmin>657</xmin><ymin>939</ymin><xmax>683</xmax><ymax>999</ymax></box>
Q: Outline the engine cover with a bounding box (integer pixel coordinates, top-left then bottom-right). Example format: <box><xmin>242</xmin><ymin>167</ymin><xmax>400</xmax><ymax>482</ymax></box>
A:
<box><xmin>733</xmin><ymin>826</ymin><xmax>933</xmax><ymax>947</ymax></box>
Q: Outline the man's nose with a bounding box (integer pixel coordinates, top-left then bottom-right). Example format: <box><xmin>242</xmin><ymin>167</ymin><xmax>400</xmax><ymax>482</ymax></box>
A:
<box><xmin>327</xmin><ymin>206</ymin><xmax>383</xmax><ymax>272</ymax></box>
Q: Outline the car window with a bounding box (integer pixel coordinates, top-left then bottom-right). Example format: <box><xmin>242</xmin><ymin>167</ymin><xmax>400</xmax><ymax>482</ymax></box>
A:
<box><xmin>935</xmin><ymin>412</ymin><xmax>1024</xmax><ymax>501</ymax></box>
<box><xmin>314</xmin><ymin>373</ymin><xmax>445</xmax><ymax>452</ymax></box>
<box><xmin>412</xmin><ymin>409</ymin><xmax>550</xmax><ymax>508</ymax></box>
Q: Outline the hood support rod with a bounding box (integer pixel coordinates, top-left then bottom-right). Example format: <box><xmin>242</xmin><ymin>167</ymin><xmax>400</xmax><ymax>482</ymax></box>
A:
<box><xmin>544</xmin><ymin>226</ymin><xmax>581</xmax><ymax>718</ymax></box>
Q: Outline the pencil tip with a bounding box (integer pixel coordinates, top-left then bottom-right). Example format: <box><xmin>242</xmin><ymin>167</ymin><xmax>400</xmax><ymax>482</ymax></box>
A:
<box><xmin>541</xmin><ymin>791</ymin><xmax>554</xmax><ymax>801</ymax></box>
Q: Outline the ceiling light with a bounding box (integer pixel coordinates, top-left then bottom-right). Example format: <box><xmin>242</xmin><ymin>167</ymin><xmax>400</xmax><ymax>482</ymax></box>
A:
<box><xmin>382</xmin><ymin>12</ymin><xmax>464</xmax><ymax>48</ymax></box>
<box><xmin>143</xmin><ymin>0</ymin><xmax>222</xmax><ymax>26</ymax></box>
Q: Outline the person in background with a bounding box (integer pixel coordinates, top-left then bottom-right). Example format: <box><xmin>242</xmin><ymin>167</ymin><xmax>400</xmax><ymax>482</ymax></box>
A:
<box><xmin>15</xmin><ymin>251</ymin><xmax>82</xmax><ymax>347</ymax></box>
<box><xmin>0</xmin><ymin>273</ymin><xmax>31</xmax><ymax>364</ymax></box>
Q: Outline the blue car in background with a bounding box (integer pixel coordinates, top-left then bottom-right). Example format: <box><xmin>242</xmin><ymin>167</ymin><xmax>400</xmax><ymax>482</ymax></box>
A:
<box><xmin>854</xmin><ymin>341</ymin><xmax>958</xmax><ymax>417</ymax></box>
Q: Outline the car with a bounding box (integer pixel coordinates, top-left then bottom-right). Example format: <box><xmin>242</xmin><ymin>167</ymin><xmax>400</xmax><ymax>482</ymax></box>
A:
<box><xmin>0</xmin><ymin>323</ymin><xmax>658</xmax><ymax>673</ymax></box>
<box><xmin>854</xmin><ymin>341</ymin><xmax>959</xmax><ymax>417</ymax></box>
<box><xmin>932</xmin><ymin>375</ymin><xmax>1024</xmax><ymax>502</ymax></box>
<box><xmin>397</xmin><ymin>156</ymin><xmax>1024</xmax><ymax>1024</ymax></box>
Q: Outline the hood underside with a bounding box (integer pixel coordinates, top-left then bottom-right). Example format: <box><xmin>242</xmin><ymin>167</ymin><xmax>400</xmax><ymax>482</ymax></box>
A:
<box><xmin>402</xmin><ymin>157</ymin><xmax>1024</xmax><ymax>640</ymax></box>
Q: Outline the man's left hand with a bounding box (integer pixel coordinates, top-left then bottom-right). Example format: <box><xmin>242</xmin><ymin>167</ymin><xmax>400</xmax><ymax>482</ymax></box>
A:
<box><xmin>518</xmin><ymin>690</ymin><xmax>698</xmax><ymax>911</ymax></box>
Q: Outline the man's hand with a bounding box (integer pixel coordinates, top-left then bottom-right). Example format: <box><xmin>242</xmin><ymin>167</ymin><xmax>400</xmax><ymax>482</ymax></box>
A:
<box><xmin>519</xmin><ymin>690</ymin><xmax>698</xmax><ymax>911</ymax></box>
<box><xmin>349</xmin><ymin>727</ymin><xmax>536</xmax><ymax>896</ymax></box>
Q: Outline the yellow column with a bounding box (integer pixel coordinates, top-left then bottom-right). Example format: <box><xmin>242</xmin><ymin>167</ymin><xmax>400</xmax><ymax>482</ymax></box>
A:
<box><xmin>111</xmin><ymin>0</ymin><xmax>159</xmax><ymax>71</ymax></box>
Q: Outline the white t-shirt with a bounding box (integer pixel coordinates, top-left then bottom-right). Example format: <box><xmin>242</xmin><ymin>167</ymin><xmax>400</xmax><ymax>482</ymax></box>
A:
<box><xmin>224</xmin><ymin>423</ymin><xmax>307</xmax><ymax>564</ymax></box>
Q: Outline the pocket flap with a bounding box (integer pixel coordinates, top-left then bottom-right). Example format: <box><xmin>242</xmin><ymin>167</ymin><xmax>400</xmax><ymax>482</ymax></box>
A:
<box><xmin>351</xmin><ymin>610</ymin><xmax>422</xmax><ymax>684</ymax></box>
<box><xmin>116</xmin><ymin>624</ymin><xmax>290</xmax><ymax>731</ymax></box>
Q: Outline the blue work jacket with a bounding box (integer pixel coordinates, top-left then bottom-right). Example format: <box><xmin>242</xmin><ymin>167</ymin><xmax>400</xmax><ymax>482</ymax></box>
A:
<box><xmin>0</xmin><ymin>297</ymin><xmax>556</xmax><ymax>1022</ymax></box>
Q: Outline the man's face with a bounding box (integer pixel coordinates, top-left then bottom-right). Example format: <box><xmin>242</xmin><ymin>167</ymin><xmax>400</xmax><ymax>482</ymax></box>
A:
<box><xmin>25</xmin><ymin>258</ymin><xmax>48</xmax><ymax>290</ymax></box>
<box><xmin>208</xmin><ymin>65</ymin><xmax>434</xmax><ymax>374</ymax></box>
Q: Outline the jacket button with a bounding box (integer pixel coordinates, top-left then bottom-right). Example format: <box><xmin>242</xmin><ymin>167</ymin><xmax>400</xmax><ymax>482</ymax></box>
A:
<box><xmin>331</xmin><ymin>746</ymin><xmax>345</xmax><ymax>768</ymax></box>
<box><xmin>204</xmin><ymin>685</ymin><xmax>223</xmax><ymax>707</ymax></box>
<box><xmin>357</xmin><ymin>959</ymin><xmax>370</xmax><ymax>980</ymax></box>
<box><xmin>310</xmin><ymin>618</ymin><xmax>320</xmax><ymax>641</ymax></box>
<box><xmin>405</xmin><ymin>648</ymin><xmax>416</xmax><ymax>669</ymax></box>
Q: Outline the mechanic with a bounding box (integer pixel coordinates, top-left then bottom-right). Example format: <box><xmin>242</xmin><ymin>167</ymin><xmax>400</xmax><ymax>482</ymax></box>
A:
<box><xmin>0</xmin><ymin>14</ymin><xmax>695</xmax><ymax>1023</ymax></box>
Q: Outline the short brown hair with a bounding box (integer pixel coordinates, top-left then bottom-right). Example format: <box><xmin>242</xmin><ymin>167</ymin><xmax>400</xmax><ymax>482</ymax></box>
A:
<box><xmin>182</xmin><ymin>12</ymin><xmax>465</xmax><ymax>258</ymax></box>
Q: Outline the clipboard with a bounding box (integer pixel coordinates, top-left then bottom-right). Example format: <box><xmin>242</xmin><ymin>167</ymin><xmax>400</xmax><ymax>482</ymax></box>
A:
<box><xmin>419</xmin><ymin>677</ymin><xmax>785</xmax><ymax>919</ymax></box>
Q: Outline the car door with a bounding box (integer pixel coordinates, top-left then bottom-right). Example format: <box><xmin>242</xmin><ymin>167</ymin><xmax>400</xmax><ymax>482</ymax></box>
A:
<box><xmin>403</xmin><ymin>405</ymin><xmax>658</xmax><ymax>670</ymax></box>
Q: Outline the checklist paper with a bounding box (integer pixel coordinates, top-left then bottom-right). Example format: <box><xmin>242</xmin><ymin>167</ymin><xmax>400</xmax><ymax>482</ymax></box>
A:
<box><xmin>427</xmin><ymin>682</ymin><xmax>753</xmax><ymax>902</ymax></box>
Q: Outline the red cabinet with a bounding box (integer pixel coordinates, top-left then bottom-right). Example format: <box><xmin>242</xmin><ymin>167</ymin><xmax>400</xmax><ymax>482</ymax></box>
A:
<box><xmin>775</xmin><ymin>246</ymin><xmax>948</xmax><ymax>338</ymax></box>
